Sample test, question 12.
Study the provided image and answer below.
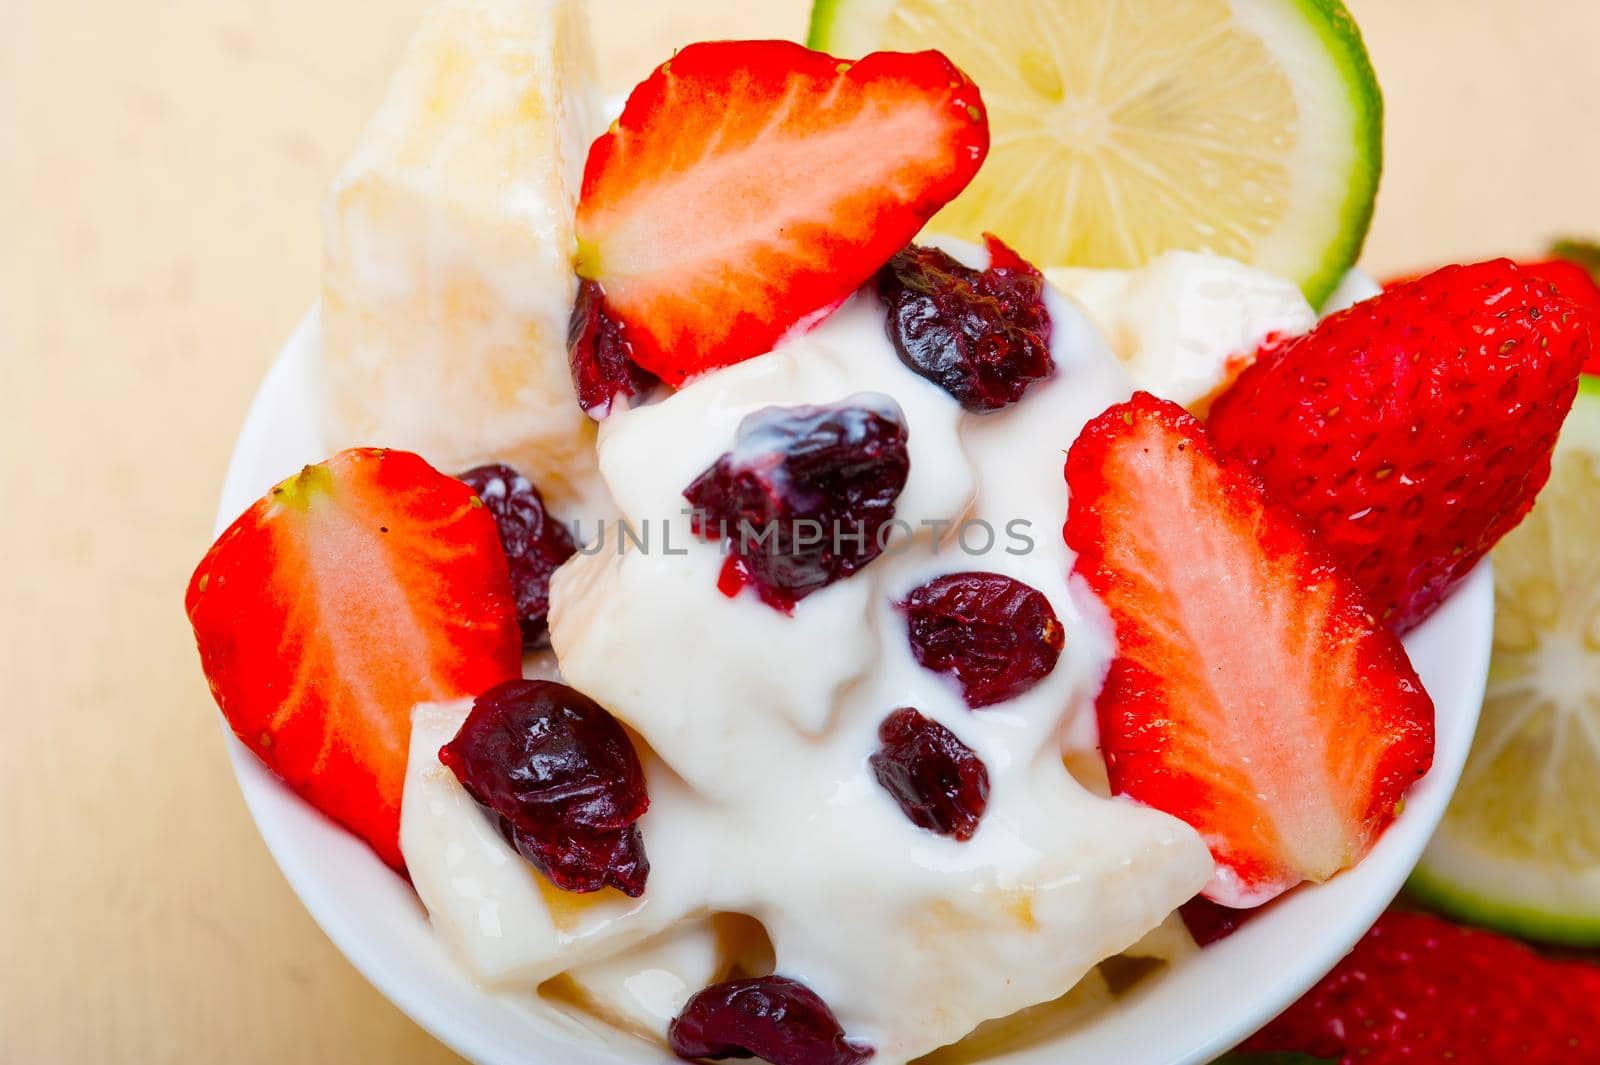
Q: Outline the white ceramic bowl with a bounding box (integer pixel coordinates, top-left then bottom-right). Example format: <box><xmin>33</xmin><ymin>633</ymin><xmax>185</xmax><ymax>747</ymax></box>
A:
<box><xmin>212</xmin><ymin>311</ymin><xmax>1492</xmax><ymax>1065</ymax></box>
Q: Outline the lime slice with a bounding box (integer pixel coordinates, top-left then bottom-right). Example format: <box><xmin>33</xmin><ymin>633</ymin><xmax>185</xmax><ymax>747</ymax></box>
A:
<box><xmin>808</xmin><ymin>0</ymin><xmax>1381</xmax><ymax>307</ymax></box>
<box><xmin>1410</xmin><ymin>376</ymin><xmax>1600</xmax><ymax>946</ymax></box>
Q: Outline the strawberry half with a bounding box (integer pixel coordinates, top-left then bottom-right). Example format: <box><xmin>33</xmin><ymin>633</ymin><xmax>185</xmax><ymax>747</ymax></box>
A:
<box><xmin>1213</xmin><ymin>260</ymin><xmax>1589</xmax><ymax>631</ymax></box>
<box><xmin>1064</xmin><ymin>393</ymin><xmax>1434</xmax><ymax>907</ymax></box>
<box><xmin>574</xmin><ymin>40</ymin><xmax>988</xmax><ymax>386</ymax></box>
<box><xmin>185</xmin><ymin>448</ymin><xmax>523</xmax><ymax>869</ymax></box>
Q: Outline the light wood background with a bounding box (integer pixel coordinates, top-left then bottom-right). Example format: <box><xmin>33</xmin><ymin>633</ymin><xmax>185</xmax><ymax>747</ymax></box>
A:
<box><xmin>3</xmin><ymin>1</ymin><xmax>1598</xmax><ymax>1061</ymax></box>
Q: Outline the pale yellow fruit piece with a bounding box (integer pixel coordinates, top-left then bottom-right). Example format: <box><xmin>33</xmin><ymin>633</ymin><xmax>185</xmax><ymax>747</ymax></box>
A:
<box><xmin>319</xmin><ymin>0</ymin><xmax>603</xmax><ymax>512</ymax></box>
<box><xmin>549</xmin><ymin>915</ymin><xmax>774</xmax><ymax>1044</ymax></box>
<box><xmin>916</xmin><ymin>969</ymin><xmax>1115</xmax><ymax>1065</ymax></box>
<box><xmin>1046</xmin><ymin>251</ymin><xmax>1314</xmax><ymax>412</ymax></box>
<box><xmin>401</xmin><ymin>700</ymin><xmax>713</xmax><ymax>988</ymax></box>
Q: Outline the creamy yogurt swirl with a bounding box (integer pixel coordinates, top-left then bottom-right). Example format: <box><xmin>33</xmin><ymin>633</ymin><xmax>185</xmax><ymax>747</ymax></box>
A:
<box><xmin>398</xmin><ymin>245</ymin><xmax>1326</xmax><ymax>1064</ymax></box>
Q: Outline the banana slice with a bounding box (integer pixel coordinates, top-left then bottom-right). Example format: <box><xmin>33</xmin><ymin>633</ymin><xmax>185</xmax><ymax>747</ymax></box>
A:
<box><xmin>401</xmin><ymin>699</ymin><xmax>686</xmax><ymax>987</ymax></box>
<box><xmin>319</xmin><ymin>0</ymin><xmax>605</xmax><ymax>513</ymax></box>
<box><xmin>1047</xmin><ymin>252</ymin><xmax>1315</xmax><ymax>413</ymax></box>
<box><xmin>553</xmin><ymin>914</ymin><xmax>774</xmax><ymax>1043</ymax></box>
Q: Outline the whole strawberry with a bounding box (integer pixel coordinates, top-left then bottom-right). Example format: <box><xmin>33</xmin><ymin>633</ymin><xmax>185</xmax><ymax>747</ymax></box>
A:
<box><xmin>1210</xmin><ymin>260</ymin><xmax>1589</xmax><ymax>631</ymax></box>
<box><xmin>1241</xmin><ymin>910</ymin><xmax>1600</xmax><ymax>1062</ymax></box>
<box><xmin>1527</xmin><ymin>253</ymin><xmax>1600</xmax><ymax>374</ymax></box>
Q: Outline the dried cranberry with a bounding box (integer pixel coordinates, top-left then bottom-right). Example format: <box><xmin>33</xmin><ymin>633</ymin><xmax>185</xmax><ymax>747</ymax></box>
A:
<box><xmin>899</xmin><ymin>572</ymin><xmax>1064</xmax><ymax>708</ymax></box>
<box><xmin>499</xmin><ymin>819</ymin><xmax>649</xmax><ymax>897</ymax></box>
<box><xmin>870</xmin><ymin>708</ymin><xmax>989</xmax><ymax>841</ymax></box>
<box><xmin>683</xmin><ymin>400</ymin><xmax>910</xmax><ymax>612</ymax></box>
<box><xmin>876</xmin><ymin>235</ymin><xmax>1052</xmax><ymax>412</ymax></box>
<box><xmin>568</xmin><ymin>278</ymin><xmax>658</xmax><ymax>418</ymax></box>
<box><xmin>1179</xmin><ymin>896</ymin><xmax>1261</xmax><ymax>946</ymax></box>
<box><xmin>458</xmin><ymin>464</ymin><xmax>576</xmax><ymax>647</ymax></box>
<box><xmin>669</xmin><ymin>976</ymin><xmax>872</xmax><ymax>1065</ymax></box>
<box><xmin>440</xmin><ymin>680</ymin><xmax>650</xmax><ymax>896</ymax></box>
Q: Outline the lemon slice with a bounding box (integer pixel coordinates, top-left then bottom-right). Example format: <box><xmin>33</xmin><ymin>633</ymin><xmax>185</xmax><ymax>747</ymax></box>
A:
<box><xmin>808</xmin><ymin>0</ymin><xmax>1381</xmax><ymax>307</ymax></box>
<box><xmin>1411</xmin><ymin>377</ymin><xmax>1600</xmax><ymax>946</ymax></box>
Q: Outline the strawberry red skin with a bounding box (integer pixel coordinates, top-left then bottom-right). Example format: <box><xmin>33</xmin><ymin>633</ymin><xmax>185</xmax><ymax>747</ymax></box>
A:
<box><xmin>1526</xmin><ymin>259</ymin><xmax>1600</xmax><ymax>374</ymax></box>
<box><xmin>575</xmin><ymin>40</ymin><xmax>988</xmax><ymax>385</ymax></box>
<box><xmin>1065</xmin><ymin>394</ymin><xmax>1434</xmax><ymax>907</ymax></box>
<box><xmin>1389</xmin><ymin>258</ymin><xmax>1600</xmax><ymax>375</ymax></box>
<box><xmin>1212</xmin><ymin>260</ymin><xmax>1589</xmax><ymax>632</ymax></box>
<box><xmin>186</xmin><ymin>448</ymin><xmax>523</xmax><ymax>869</ymax></box>
<box><xmin>1242</xmin><ymin>909</ymin><xmax>1600</xmax><ymax>1062</ymax></box>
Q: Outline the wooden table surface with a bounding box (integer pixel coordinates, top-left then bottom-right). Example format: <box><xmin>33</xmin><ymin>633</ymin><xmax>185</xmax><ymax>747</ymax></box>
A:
<box><xmin>3</xmin><ymin>1</ymin><xmax>1597</xmax><ymax>1061</ymax></box>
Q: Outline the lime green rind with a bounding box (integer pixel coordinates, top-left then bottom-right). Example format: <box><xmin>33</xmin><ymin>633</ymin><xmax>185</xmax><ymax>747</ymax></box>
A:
<box><xmin>807</xmin><ymin>0</ymin><xmax>878</xmax><ymax>53</ymax></box>
<box><xmin>1288</xmin><ymin>0</ymin><xmax>1383</xmax><ymax>308</ymax></box>
<box><xmin>807</xmin><ymin>0</ymin><xmax>888</xmax><ymax>54</ymax></box>
<box><xmin>807</xmin><ymin>0</ymin><xmax>1383</xmax><ymax>309</ymax></box>
<box><xmin>1559</xmin><ymin>372</ymin><xmax>1600</xmax><ymax>454</ymax></box>
<box><xmin>806</xmin><ymin>0</ymin><xmax>840</xmax><ymax>49</ymax></box>
<box><xmin>1408</xmin><ymin>376</ymin><xmax>1600</xmax><ymax>948</ymax></box>
<box><xmin>1407</xmin><ymin>865</ymin><xmax>1600</xmax><ymax>949</ymax></box>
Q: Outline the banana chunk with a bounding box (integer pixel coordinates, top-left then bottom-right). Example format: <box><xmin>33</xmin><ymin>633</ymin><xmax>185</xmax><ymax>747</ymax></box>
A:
<box><xmin>319</xmin><ymin>0</ymin><xmax>605</xmax><ymax>512</ymax></box>
<box><xmin>554</xmin><ymin>914</ymin><xmax>773</xmax><ymax>1043</ymax></box>
<box><xmin>401</xmin><ymin>699</ymin><xmax>689</xmax><ymax>987</ymax></box>
<box><xmin>1047</xmin><ymin>252</ymin><xmax>1315</xmax><ymax>413</ymax></box>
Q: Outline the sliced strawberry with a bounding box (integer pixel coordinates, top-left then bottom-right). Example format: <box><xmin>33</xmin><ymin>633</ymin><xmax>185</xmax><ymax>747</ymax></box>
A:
<box><xmin>575</xmin><ymin>40</ymin><xmax>988</xmax><ymax>385</ymax></box>
<box><xmin>1064</xmin><ymin>393</ymin><xmax>1434</xmax><ymax>907</ymax></box>
<box><xmin>185</xmin><ymin>448</ymin><xmax>523</xmax><ymax>869</ymax></box>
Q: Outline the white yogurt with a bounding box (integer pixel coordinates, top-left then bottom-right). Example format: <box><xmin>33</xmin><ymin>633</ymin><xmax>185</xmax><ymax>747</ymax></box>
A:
<box><xmin>401</xmin><ymin>242</ymin><xmax>1239</xmax><ymax>1063</ymax></box>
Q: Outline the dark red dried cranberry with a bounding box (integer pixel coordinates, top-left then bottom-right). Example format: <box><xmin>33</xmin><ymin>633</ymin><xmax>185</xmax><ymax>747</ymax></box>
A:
<box><xmin>870</xmin><ymin>708</ymin><xmax>989</xmax><ymax>841</ymax></box>
<box><xmin>899</xmin><ymin>572</ymin><xmax>1064</xmax><ymax>708</ymax></box>
<box><xmin>568</xmin><ymin>278</ymin><xmax>658</xmax><ymax>418</ymax></box>
<box><xmin>500</xmin><ymin>819</ymin><xmax>649</xmax><ymax>897</ymax></box>
<box><xmin>458</xmin><ymin>464</ymin><xmax>576</xmax><ymax>647</ymax></box>
<box><xmin>440</xmin><ymin>680</ymin><xmax>650</xmax><ymax>896</ymax></box>
<box><xmin>683</xmin><ymin>400</ymin><xmax>910</xmax><ymax>612</ymax></box>
<box><xmin>669</xmin><ymin>976</ymin><xmax>872</xmax><ymax>1065</ymax></box>
<box><xmin>1179</xmin><ymin>895</ymin><xmax>1262</xmax><ymax>946</ymax></box>
<box><xmin>876</xmin><ymin>235</ymin><xmax>1052</xmax><ymax>412</ymax></box>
